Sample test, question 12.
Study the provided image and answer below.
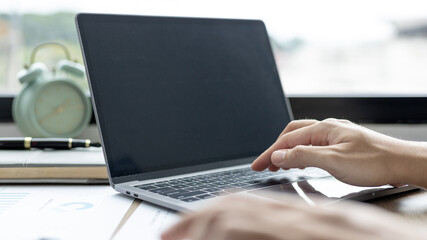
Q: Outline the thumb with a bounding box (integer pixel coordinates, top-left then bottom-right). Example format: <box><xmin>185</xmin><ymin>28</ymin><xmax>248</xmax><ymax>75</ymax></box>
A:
<box><xmin>271</xmin><ymin>146</ymin><xmax>332</xmax><ymax>170</ymax></box>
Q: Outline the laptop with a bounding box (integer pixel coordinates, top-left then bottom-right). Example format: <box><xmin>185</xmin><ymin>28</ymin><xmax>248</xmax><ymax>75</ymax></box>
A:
<box><xmin>76</xmin><ymin>13</ymin><xmax>415</xmax><ymax>212</ymax></box>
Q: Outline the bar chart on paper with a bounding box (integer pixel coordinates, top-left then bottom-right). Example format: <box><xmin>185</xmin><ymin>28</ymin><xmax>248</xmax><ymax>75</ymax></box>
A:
<box><xmin>0</xmin><ymin>189</ymin><xmax>29</xmax><ymax>215</ymax></box>
<box><xmin>0</xmin><ymin>186</ymin><xmax>134</xmax><ymax>240</ymax></box>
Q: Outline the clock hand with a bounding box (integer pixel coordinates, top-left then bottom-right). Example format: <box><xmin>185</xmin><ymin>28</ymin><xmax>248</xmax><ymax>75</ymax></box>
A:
<box><xmin>38</xmin><ymin>99</ymin><xmax>70</xmax><ymax>124</ymax></box>
<box><xmin>55</xmin><ymin>99</ymin><xmax>71</xmax><ymax>114</ymax></box>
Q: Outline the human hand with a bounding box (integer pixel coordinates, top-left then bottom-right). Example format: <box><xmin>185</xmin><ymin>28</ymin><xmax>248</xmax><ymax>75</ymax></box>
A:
<box><xmin>161</xmin><ymin>195</ymin><xmax>427</xmax><ymax>240</ymax></box>
<box><xmin>251</xmin><ymin>118</ymin><xmax>423</xmax><ymax>187</ymax></box>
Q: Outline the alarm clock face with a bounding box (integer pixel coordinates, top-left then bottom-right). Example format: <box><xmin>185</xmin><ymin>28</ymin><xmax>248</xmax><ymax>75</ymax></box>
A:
<box><xmin>31</xmin><ymin>80</ymin><xmax>91</xmax><ymax>137</ymax></box>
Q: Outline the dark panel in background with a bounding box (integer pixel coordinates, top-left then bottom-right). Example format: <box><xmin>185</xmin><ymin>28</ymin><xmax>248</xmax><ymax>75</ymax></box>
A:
<box><xmin>0</xmin><ymin>95</ymin><xmax>97</xmax><ymax>124</ymax></box>
<box><xmin>0</xmin><ymin>96</ymin><xmax>14</xmax><ymax>122</ymax></box>
<box><xmin>289</xmin><ymin>97</ymin><xmax>427</xmax><ymax>124</ymax></box>
<box><xmin>1</xmin><ymin>95</ymin><xmax>427</xmax><ymax>124</ymax></box>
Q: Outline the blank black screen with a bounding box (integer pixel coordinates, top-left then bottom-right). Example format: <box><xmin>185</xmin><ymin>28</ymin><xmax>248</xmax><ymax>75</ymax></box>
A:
<box><xmin>77</xmin><ymin>14</ymin><xmax>292</xmax><ymax>179</ymax></box>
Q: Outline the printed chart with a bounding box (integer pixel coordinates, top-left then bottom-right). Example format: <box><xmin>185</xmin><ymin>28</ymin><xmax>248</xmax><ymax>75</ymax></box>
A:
<box><xmin>0</xmin><ymin>186</ymin><xmax>134</xmax><ymax>239</ymax></box>
<box><xmin>0</xmin><ymin>191</ymin><xmax>29</xmax><ymax>215</ymax></box>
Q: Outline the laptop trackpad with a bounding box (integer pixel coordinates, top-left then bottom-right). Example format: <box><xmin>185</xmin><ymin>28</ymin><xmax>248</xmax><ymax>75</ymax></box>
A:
<box><xmin>248</xmin><ymin>176</ymin><xmax>393</xmax><ymax>205</ymax></box>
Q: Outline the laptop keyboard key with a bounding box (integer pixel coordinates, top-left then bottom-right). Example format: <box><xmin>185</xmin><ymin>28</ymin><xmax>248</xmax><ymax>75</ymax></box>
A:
<box><xmin>215</xmin><ymin>182</ymin><xmax>230</xmax><ymax>186</ymax></box>
<box><xmin>181</xmin><ymin>197</ymin><xmax>200</xmax><ymax>202</ymax></box>
<box><xmin>229</xmin><ymin>182</ymin><xmax>251</xmax><ymax>187</ymax></box>
<box><xmin>196</xmin><ymin>194</ymin><xmax>214</xmax><ymax>200</ymax></box>
<box><xmin>184</xmin><ymin>186</ymin><xmax>201</xmax><ymax>191</ymax></box>
<box><xmin>168</xmin><ymin>191</ymin><xmax>207</xmax><ymax>199</ymax></box>
<box><xmin>203</xmin><ymin>179</ymin><xmax>217</xmax><ymax>183</ymax></box>
<box><xmin>170</xmin><ymin>184</ymin><xmax>188</xmax><ymax>189</ymax></box>
<box><xmin>183</xmin><ymin>182</ymin><xmax>199</xmax><ymax>187</ymax></box>
<box><xmin>150</xmin><ymin>187</ymin><xmax>177</xmax><ymax>194</ymax></box>
<box><xmin>164</xmin><ymin>189</ymin><xmax>190</xmax><ymax>196</ymax></box>
<box><xmin>135</xmin><ymin>184</ymin><xmax>157</xmax><ymax>190</ymax></box>
<box><xmin>202</xmin><ymin>188</ymin><xmax>221</xmax><ymax>193</ymax></box>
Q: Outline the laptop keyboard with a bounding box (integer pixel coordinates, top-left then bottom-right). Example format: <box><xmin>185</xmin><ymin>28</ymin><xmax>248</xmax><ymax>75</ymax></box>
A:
<box><xmin>133</xmin><ymin>167</ymin><xmax>329</xmax><ymax>202</ymax></box>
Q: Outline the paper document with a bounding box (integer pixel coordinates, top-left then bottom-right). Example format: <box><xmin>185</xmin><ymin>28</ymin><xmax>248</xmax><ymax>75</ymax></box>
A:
<box><xmin>115</xmin><ymin>201</ymin><xmax>180</xmax><ymax>240</ymax></box>
<box><xmin>0</xmin><ymin>185</ymin><xmax>133</xmax><ymax>240</ymax></box>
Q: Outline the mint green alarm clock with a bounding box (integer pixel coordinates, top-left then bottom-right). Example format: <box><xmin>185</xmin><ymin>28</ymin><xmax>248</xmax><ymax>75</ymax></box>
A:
<box><xmin>13</xmin><ymin>42</ymin><xmax>92</xmax><ymax>138</ymax></box>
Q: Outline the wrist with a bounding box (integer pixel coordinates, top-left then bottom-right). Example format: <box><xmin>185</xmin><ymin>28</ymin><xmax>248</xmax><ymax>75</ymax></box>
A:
<box><xmin>389</xmin><ymin>139</ymin><xmax>427</xmax><ymax>188</ymax></box>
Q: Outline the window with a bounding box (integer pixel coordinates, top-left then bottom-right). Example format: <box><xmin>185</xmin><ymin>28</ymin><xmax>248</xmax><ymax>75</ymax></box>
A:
<box><xmin>1</xmin><ymin>0</ymin><xmax>427</xmax><ymax>95</ymax></box>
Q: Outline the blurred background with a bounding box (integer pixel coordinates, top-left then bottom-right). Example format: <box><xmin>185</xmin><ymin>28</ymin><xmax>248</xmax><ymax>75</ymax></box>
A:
<box><xmin>1</xmin><ymin>0</ymin><xmax>427</xmax><ymax>95</ymax></box>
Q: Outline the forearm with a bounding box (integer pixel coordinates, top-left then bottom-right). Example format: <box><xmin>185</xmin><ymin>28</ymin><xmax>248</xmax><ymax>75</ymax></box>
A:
<box><xmin>390</xmin><ymin>140</ymin><xmax>427</xmax><ymax>189</ymax></box>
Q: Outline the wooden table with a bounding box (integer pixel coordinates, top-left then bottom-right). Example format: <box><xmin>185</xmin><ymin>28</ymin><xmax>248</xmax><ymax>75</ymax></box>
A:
<box><xmin>368</xmin><ymin>189</ymin><xmax>427</xmax><ymax>224</ymax></box>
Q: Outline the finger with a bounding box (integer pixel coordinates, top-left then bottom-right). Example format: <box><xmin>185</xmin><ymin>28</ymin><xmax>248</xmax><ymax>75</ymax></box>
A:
<box><xmin>188</xmin><ymin>213</ymin><xmax>218</xmax><ymax>240</ymax></box>
<box><xmin>270</xmin><ymin>145</ymin><xmax>332</xmax><ymax>170</ymax></box>
<box><xmin>187</xmin><ymin>198</ymin><xmax>255</xmax><ymax>240</ymax></box>
<box><xmin>277</xmin><ymin>119</ymin><xmax>318</xmax><ymax>139</ymax></box>
<box><xmin>162</xmin><ymin>198</ymin><xmax>241</xmax><ymax>240</ymax></box>
<box><xmin>268</xmin><ymin>165</ymin><xmax>280</xmax><ymax>172</ymax></box>
<box><xmin>161</xmin><ymin>214</ymin><xmax>195</xmax><ymax>240</ymax></box>
<box><xmin>252</xmin><ymin>123</ymin><xmax>325</xmax><ymax>171</ymax></box>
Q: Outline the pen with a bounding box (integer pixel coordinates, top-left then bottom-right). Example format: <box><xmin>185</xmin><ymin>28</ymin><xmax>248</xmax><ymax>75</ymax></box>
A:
<box><xmin>0</xmin><ymin>137</ymin><xmax>101</xmax><ymax>150</ymax></box>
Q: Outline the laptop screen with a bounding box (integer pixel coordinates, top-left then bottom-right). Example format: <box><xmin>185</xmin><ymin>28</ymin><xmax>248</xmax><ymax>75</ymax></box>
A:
<box><xmin>77</xmin><ymin>14</ymin><xmax>292</xmax><ymax>180</ymax></box>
